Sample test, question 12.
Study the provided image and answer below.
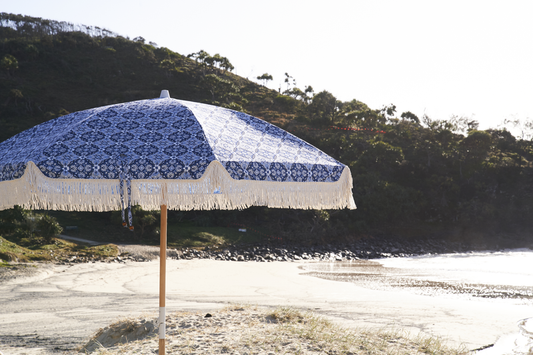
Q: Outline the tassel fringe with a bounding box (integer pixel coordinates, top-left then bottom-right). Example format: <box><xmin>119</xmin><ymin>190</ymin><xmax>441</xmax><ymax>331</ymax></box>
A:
<box><xmin>0</xmin><ymin>161</ymin><xmax>356</xmax><ymax>211</ymax></box>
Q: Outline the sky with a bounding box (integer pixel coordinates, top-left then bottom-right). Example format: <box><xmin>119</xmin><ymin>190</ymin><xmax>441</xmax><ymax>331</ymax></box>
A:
<box><xmin>3</xmin><ymin>0</ymin><xmax>533</xmax><ymax>132</ymax></box>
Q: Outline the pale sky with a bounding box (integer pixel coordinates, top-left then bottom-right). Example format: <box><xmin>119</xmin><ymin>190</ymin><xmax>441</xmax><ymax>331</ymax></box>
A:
<box><xmin>3</xmin><ymin>1</ymin><xmax>533</xmax><ymax>132</ymax></box>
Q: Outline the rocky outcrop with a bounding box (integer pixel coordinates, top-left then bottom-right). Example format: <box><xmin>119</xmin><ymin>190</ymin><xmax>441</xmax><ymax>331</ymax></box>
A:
<box><xmin>169</xmin><ymin>237</ymin><xmax>471</xmax><ymax>263</ymax></box>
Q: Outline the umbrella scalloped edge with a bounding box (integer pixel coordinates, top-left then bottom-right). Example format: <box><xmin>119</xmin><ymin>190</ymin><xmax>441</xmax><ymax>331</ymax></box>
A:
<box><xmin>0</xmin><ymin>161</ymin><xmax>356</xmax><ymax>212</ymax></box>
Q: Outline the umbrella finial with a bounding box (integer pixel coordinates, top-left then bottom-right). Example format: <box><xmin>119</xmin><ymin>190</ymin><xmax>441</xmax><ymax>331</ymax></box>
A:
<box><xmin>160</xmin><ymin>90</ymin><xmax>170</xmax><ymax>98</ymax></box>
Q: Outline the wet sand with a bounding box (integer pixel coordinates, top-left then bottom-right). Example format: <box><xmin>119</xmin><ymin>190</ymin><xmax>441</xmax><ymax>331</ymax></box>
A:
<box><xmin>1</xmin><ymin>259</ymin><xmax>531</xmax><ymax>353</ymax></box>
<box><xmin>302</xmin><ymin>260</ymin><xmax>533</xmax><ymax>300</ymax></box>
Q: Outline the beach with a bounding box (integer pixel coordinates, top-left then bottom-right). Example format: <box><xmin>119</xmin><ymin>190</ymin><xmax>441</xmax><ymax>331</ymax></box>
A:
<box><xmin>0</xmin><ymin>255</ymin><xmax>531</xmax><ymax>354</ymax></box>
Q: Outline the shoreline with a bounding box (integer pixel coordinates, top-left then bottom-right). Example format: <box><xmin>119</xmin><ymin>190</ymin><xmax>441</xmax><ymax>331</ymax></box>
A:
<box><xmin>1</xmin><ymin>258</ymin><xmax>530</xmax><ymax>354</ymax></box>
<box><xmin>1</xmin><ymin>243</ymin><xmax>531</xmax><ymax>354</ymax></box>
<box><xmin>60</xmin><ymin>233</ymin><xmax>531</xmax><ymax>265</ymax></box>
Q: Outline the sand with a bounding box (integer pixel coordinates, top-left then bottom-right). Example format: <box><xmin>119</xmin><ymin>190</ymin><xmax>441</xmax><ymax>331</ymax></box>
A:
<box><xmin>0</xmin><ymin>258</ymin><xmax>530</xmax><ymax>354</ymax></box>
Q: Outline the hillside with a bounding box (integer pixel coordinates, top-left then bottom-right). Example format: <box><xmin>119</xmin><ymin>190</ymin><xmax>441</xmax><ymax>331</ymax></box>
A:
<box><xmin>1</xmin><ymin>13</ymin><xmax>533</xmax><ymax>249</ymax></box>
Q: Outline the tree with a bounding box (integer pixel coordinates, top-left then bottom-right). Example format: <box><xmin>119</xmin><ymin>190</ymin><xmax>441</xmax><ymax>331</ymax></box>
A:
<box><xmin>355</xmin><ymin>140</ymin><xmax>405</xmax><ymax>177</ymax></box>
<box><xmin>159</xmin><ymin>59</ymin><xmax>174</xmax><ymax>70</ymax></box>
<box><xmin>257</xmin><ymin>73</ymin><xmax>273</xmax><ymax>86</ymax></box>
<box><xmin>0</xmin><ymin>205</ymin><xmax>27</xmax><ymax>235</ymax></box>
<box><xmin>502</xmin><ymin>117</ymin><xmax>533</xmax><ymax>140</ymax></box>
<box><xmin>186</xmin><ymin>51</ymin><xmax>234</xmax><ymax>73</ymax></box>
<box><xmin>24</xmin><ymin>44</ymin><xmax>39</xmax><ymax>59</ymax></box>
<box><xmin>211</xmin><ymin>53</ymin><xmax>222</xmax><ymax>68</ymax></box>
<box><xmin>284</xmin><ymin>72</ymin><xmax>296</xmax><ymax>91</ymax></box>
<box><xmin>201</xmin><ymin>74</ymin><xmax>242</xmax><ymax>104</ymax></box>
<box><xmin>283</xmin><ymin>87</ymin><xmax>306</xmax><ymax>101</ymax></box>
<box><xmin>36</xmin><ymin>214</ymin><xmax>63</xmax><ymax>244</ymax></box>
<box><xmin>401</xmin><ymin>111</ymin><xmax>419</xmax><ymax>124</ymax></box>
<box><xmin>131</xmin><ymin>206</ymin><xmax>159</xmax><ymax>240</ymax></box>
<box><xmin>4</xmin><ymin>89</ymin><xmax>23</xmax><ymax>106</ymax></box>
<box><xmin>381</xmin><ymin>104</ymin><xmax>397</xmax><ymax>119</ymax></box>
<box><xmin>448</xmin><ymin>115</ymin><xmax>479</xmax><ymax>134</ymax></box>
<box><xmin>273</xmin><ymin>94</ymin><xmax>299</xmax><ymax>113</ymax></box>
<box><xmin>219</xmin><ymin>56</ymin><xmax>234</xmax><ymax>72</ymax></box>
<box><xmin>187</xmin><ymin>50</ymin><xmax>210</xmax><ymax>75</ymax></box>
<box><xmin>461</xmin><ymin>130</ymin><xmax>493</xmax><ymax>160</ymax></box>
<box><xmin>304</xmin><ymin>86</ymin><xmax>314</xmax><ymax>103</ymax></box>
<box><xmin>337</xmin><ymin>99</ymin><xmax>386</xmax><ymax>128</ymax></box>
<box><xmin>1</xmin><ymin>54</ymin><xmax>18</xmax><ymax>75</ymax></box>
<box><xmin>307</xmin><ymin>90</ymin><xmax>339</xmax><ymax>124</ymax></box>
<box><xmin>188</xmin><ymin>49</ymin><xmax>209</xmax><ymax>63</ymax></box>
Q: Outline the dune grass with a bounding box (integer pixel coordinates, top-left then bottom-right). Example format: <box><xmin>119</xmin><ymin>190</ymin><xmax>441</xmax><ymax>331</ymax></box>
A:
<box><xmin>85</xmin><ymin>306</ymin><xmax>468</xmax><ymax>355</ymax></box>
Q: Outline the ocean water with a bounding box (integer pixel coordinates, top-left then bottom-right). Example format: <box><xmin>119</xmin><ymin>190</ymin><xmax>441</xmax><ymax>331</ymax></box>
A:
<box><xmin>478</xmin><ymin>318</ymin><xmax>533</xmax><ymax>355</ymax></box>
<box><xmin>305</xmin><ymin>249</ymin><xmax>533</xmax><ymax>301</ymax></box>
<box><xmin>303</xmin><ymin>248</ymin><xmax>533</xmax><ymax>354</ymax></box>
<box><xmin>378</xmin><ymin>249</ymin><xmax>533</xmax><ymax>288</ymax></box>
<box><xmin>379</xmin><ymin>249</ymin><xmax>533</xmax><ymax>354</ymax></box>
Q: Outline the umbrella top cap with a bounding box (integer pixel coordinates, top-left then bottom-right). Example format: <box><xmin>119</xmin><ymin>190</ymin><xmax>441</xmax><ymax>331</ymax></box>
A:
<box><xmin>159</xmin><ymin>90</ymin><xmax>170</xmax><ymax>99</ymax></box>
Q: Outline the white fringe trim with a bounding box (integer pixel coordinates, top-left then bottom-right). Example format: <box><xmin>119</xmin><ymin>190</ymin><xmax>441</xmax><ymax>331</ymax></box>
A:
<box><xmin>0</xmin><ymin>161</ymin><xmax>356</xmax><ymax>211</ymax></box>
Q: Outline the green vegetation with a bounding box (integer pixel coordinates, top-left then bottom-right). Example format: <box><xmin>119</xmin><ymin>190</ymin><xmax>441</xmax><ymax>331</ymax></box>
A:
<box><xmin>0</xmin><ymin>206</ymin><xmax>119</xmax><ymax>264</ymax></box>
<box><xmin>0</xmin><ymin>236</ymin><xmax>42</xmax><ymax>262</ymax></box>
<box><xmin>46</xmin><ymin>208</ymin><xmax>264</xmax><ymax>248</ymax></box>
<box><xmin>0</xmin><ymin>206</ymin><xmax>63</xmax><ymax>246</ymax></box>
<box><xmin>1</xmin><ymin>13</ymin><xmax>533</xmax><ymax>251</ymax></box>
<box><xmin>0</xmin><ymin>235</ymin><xmax>119</xmax><ymax>263</ymax></box>
<box><xmin>166</xmin><ymin>224</ymin><xmax>263</xmax><ymax>248</ymax></box>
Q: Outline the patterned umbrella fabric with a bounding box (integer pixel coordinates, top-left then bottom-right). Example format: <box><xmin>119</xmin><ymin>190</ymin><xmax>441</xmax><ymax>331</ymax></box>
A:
<box><xmin>0</xmin><ymin>91</ymin><xmax>355</xmax><ymax>226</ymax></box>
<box><xmin>0</xmin><ymin>90</ymin><xmax>355</xmax><ymax>354</ymax></box>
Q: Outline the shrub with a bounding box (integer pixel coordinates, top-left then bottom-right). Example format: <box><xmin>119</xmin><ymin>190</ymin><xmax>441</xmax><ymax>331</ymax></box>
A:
<box><xmin>274</xmin><ymin>94</ymin><xmax>299</xmax><ymax>113</ymax></box>
<box><xmin>36</xmin><ymin>214</ymin><xmax>63</xmax><ymax>244</ymax></box>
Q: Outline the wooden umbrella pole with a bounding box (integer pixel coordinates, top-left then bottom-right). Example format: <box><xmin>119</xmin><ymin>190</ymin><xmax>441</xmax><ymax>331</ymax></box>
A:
<box><xmin>159</xmin><ymin>204</ymin><xmax>167</xmax><ymax>355</ymax></box>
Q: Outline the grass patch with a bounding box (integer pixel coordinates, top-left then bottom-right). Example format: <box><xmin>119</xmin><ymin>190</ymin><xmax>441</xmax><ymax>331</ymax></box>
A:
<box><xmin>0</xmin><ymin>259</ymin><xmax>14</xmax><ymax>268</ymax></box>
<box><xmin>166</xmin><ymin>224</ymin><xmax>262</xmax><ymax>248</ymax></box>
<box><xmin>255</xmin><ymin>307</ymin><xmax>466</xmax><ymax>355</ymax></box>
<box><xmin>0</xmin><ymin>235</ymin><xmax>119</xmax><ymax>264</ymax></box>
<box><xmin>81</xmin><ymin>244</ymin><xmax>120</xmax><ymax>258</ymax></box>
<box><xmin>0</xmin><ymin>236</ymin><xmax>48</xmax><ymax>262</ymax></box>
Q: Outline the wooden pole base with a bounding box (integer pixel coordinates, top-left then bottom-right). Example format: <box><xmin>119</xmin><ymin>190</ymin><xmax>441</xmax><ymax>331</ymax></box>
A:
<box><xmin>159</xmin><ymin>204</ymin><xmax>167</xmax><ymax>355</ymax></box>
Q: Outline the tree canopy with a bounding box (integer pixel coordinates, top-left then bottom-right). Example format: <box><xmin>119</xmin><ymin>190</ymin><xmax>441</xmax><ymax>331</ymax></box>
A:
<box><xmin>1</xmin><ymin>13</ymin><xmax>532</xmax><ymax>248</ymax></box>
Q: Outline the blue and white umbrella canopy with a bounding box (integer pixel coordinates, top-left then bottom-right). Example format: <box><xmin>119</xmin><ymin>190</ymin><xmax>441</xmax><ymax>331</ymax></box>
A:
<box><xmin>0</xmin><ymin>91</ymin><xmax>356</xmax><ymax>218</ymax></box>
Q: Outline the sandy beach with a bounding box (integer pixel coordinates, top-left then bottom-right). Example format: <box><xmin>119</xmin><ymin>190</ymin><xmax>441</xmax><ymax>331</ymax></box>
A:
<box><xmin>0</xmin><ymin>258</ymin><xmax>530</xmax><ymax>354</ymax></box>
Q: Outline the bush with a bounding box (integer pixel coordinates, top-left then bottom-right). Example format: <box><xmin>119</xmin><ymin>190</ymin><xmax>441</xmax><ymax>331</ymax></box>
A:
<box><xmin>0</xmin><ymin>205</ymin><xmax>27</xmax><ymax>235</ymax></box>
<box><xmin>0</xmin><ymin>207</ymin><xmax>63</xmax><ymax>245</ymax></box>
<box><xmin>36</xmin><ymin>214</ymin><xmax>63</xmax><ymax>244</ymax></box>
<box><xmin>274</xmin><ymin>94</ymin><xmax>299</xmax><ymax>113</ymax></box>
<box><xmin>110</xmin><ymin>205</ymin><xmax>159</xmax><ymax>241</ymax></box>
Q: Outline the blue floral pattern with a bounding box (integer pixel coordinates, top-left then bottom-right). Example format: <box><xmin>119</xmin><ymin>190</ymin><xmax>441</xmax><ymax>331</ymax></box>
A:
<box><xmin>0</xmin><ymin>98</ymin><xmax>346</xmax><ymax>184</ymax></box>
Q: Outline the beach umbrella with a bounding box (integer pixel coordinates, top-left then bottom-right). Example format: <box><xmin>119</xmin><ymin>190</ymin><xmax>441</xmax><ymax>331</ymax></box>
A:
<box><xmin>0</xmin><ymin>90</ymin><xmax>356</xmax><ymax>354</ymax></box>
